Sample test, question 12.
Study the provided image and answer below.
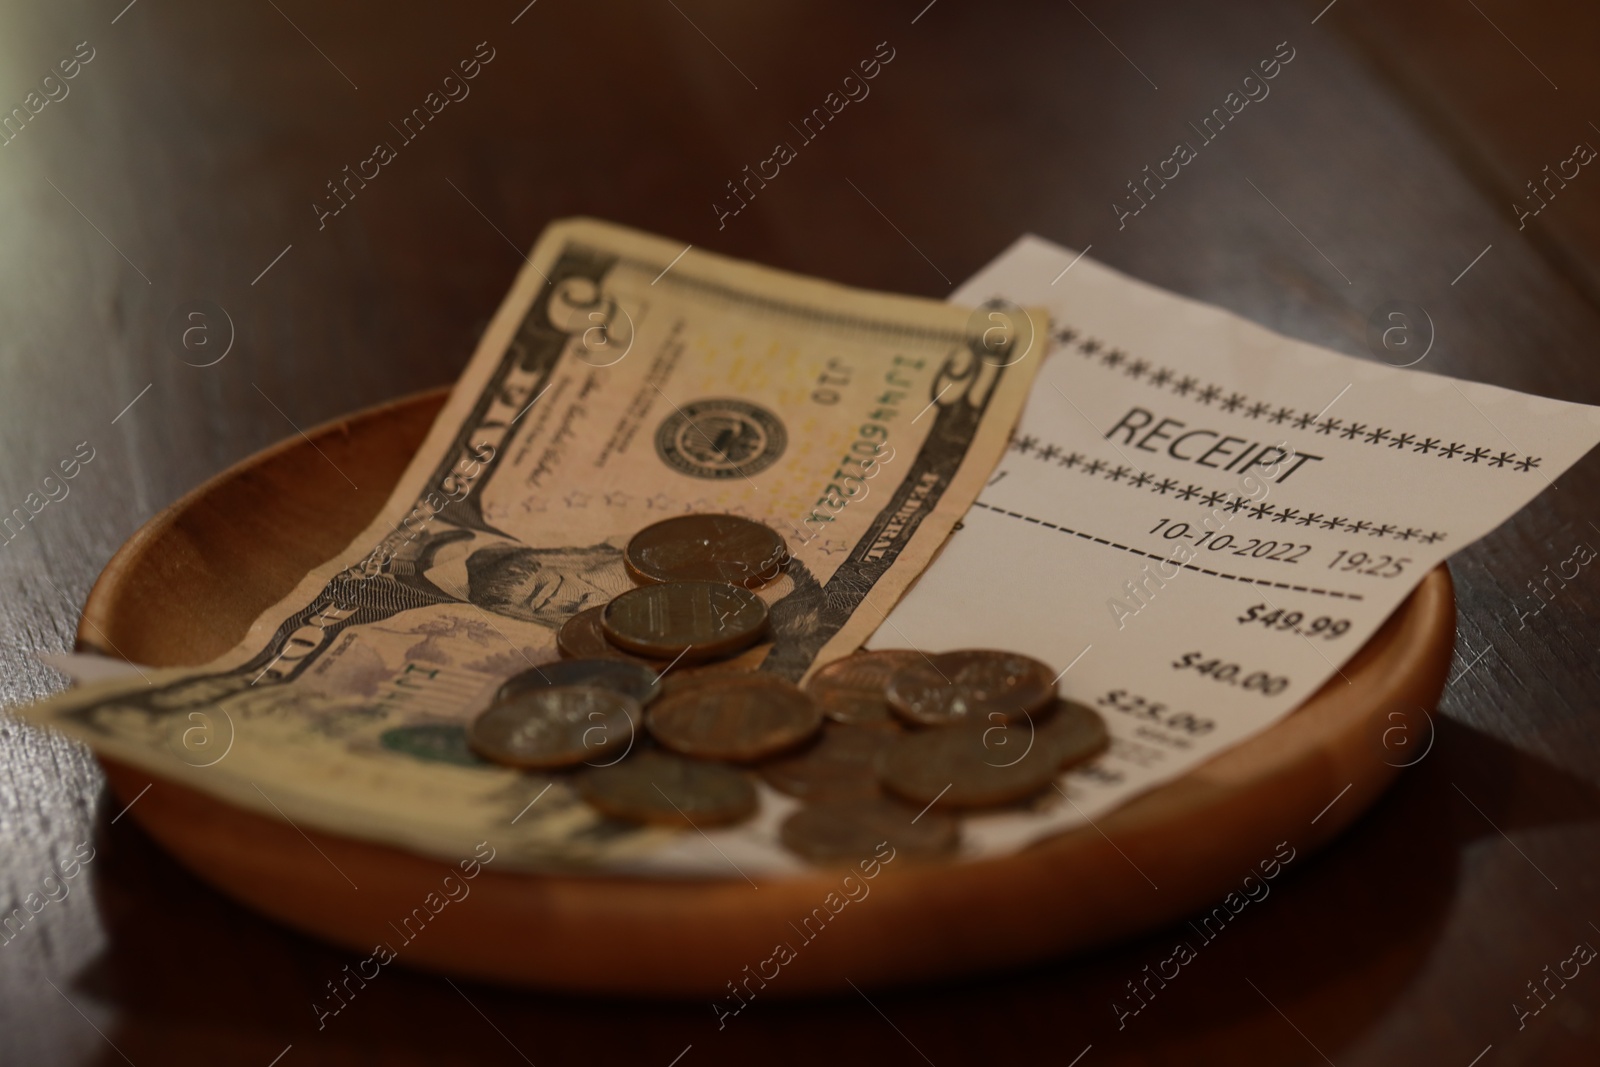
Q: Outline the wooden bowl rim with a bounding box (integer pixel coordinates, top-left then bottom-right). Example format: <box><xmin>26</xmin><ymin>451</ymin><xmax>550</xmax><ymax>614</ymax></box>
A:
<box><xmin>73</xmin><ymin>386</ymin><xmax>1455</xmax><ymax>993</ymax></box>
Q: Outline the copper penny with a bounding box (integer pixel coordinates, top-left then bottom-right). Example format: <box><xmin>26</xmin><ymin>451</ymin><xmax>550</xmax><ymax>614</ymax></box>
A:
<box><xmin>467</xmin><ymin>686</ymin><xmax>640</xmax><ymax>770</ymax></box>
<box><xmin>495</xmin><ymin>658</ymin><xmax>660</xmax><ymax>707</ymax></box>
<box><xmin>885</xmin><ymin>649</ymin><xmax>1055</xmax><ymax>727</ymax></box>
<box><xmin>556</xmin><ymin>605</ymin><xmax>661</xmax><ymax>665</ymax></box>
<box><xmin>803</xmin><ymin>650</ymin><xmax>921</xmax><ymax>730</ymax></box>
<box><xmin>1037</xmin><ymin>699</ymin><xmax>1111</xmax><ymax>769</ymax></box>
<box><xmin>759</xmin><ymin>724</ymin><xmax>892</xmax><ymax>801</ymax></box>
<box><xmin>958</xmin><ymin>699</ymin><xmax>1107</xmax><ymax>773</ymax></box>
<box><xmin>625</xmin><ymin>513</ymin><xmax>788</xmax><ymax>589</ymax></box>
<box><xmin>780</xmin><ymin>796</ymin><xmax>959</xmax><ymax>865</ymax></box>
<box><xmin>577</xmin><ymin>750</ymin><xmax>757</xmax><ymax>827</ymax></box>
<box><xmin>601</xmin><ymin>580</ymin><xmax>768</xmax><ymax>661</ymax></box>
<box><xmin>646</xmin><ymin>675</ymin><xmax>821</xmax><ymax>762</ymax></box>
<box><xmin>657</xmin><ymin>661</ymin><xmax>760</xmax><ymax>699</ymax></box>
<box><xmin>879</xmin><ymin>720</ymin><xmax>1063</xmax><ymax>808</ymax></box>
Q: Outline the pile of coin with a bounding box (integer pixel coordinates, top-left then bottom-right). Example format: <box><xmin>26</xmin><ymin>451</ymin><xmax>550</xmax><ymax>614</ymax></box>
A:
<box><xmin>466</xmin><ymin>513</ymin><xmax>1109</xmax><ymax>865</ymax></box>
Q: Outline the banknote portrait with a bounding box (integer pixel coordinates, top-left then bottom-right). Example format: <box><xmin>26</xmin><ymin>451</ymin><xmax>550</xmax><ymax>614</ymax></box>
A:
<box><xmin>32</xmin><ymin>219</ymin><xmax>1036</xmax><ymax>874</ymax></box>
<box><xmin>406</xmin><ymin>525</ymin><xmax>829</xmax><ymax>663</ymax></box>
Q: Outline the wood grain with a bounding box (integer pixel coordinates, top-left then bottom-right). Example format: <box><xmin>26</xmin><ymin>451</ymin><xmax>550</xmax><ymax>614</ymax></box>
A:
<box><xmin>3</xmin><ymin>0</ymin><xmax>1599</xmax><ymax>1062</ymax></box>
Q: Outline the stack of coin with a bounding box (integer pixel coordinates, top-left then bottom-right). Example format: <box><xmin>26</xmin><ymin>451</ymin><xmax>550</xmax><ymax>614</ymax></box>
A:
<box><xmin>466</xmin><ymin>512</ymin><xmax>1110</xmax><ymax>867</ymax></box>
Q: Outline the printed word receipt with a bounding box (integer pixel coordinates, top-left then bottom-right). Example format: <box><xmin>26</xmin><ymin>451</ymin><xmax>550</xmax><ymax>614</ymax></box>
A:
<box><xmin>873</xmin><ymin>235</ymin><xmax>1600</xmax><ymax>856</ymax></box>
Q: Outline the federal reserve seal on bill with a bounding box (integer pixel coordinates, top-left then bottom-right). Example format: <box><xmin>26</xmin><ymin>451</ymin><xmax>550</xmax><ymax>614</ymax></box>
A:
<box><xmin>654</xmin><ymin>398</ymin><xmax>787</xmax><ymax>479</ymax></box>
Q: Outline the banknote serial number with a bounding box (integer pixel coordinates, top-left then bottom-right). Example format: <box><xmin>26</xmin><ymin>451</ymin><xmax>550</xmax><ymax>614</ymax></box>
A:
<box><xmin>1096</xmin><ymin>689</ymin><xmax>1216</xmax><ymax>736</ymax></box>
<box><xmin>1170</xmin><ymin>652</ymin><xmax>1290</xmax><ymax>695</ymax></box>
<box><xmin>1236</xmin><ymin>604</ymin><xmax>1352</xmax><ymax>639</ymax></box>
<box><xmin>805</xmin><ymin>439</ymin><xmax>894</xmax><ymax>525</ymax></box>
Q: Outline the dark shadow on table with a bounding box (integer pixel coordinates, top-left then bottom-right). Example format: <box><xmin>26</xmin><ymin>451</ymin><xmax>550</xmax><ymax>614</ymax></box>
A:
<box><xmin>66</xmin><ymin>715</ymin><xmax>1600</xmax><ymax>1066</ymax></box>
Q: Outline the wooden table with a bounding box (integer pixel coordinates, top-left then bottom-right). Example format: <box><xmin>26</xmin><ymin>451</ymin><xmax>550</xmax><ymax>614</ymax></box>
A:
<box><xmin>3</xmin><ymin>1</ymin><xmax>1597</xmax><ymax>1063</ymax></box>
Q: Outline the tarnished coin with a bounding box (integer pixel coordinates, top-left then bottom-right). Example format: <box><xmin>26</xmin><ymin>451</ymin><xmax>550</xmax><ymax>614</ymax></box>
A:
<box><xmin>759</xmin><ymin>724</ymin><xmax>892</xmax><ymax>801</ymax></box>
<box><xmin>468</xmin><ymin>685</ymin><xmax>640</xmax><ymax>770</ymax></box>
<box><xmin>647</xmin><ymin>675</ymin><xmax>821</xmax><ymax>762</ymax></box>
<box><xmin>803</xmin><ymin>650</ymin><xmax>921</xmax><ymax>730</ymax></box>
<box><xmin>577</xmin><ymin>750</ymin><xmax>757</xmax><ymax>827</ymax></box>
<box><xmin>657</xmin><ymin>661</ymin><xmax>760</xmax><ymax>699</ymax></box>
<box><xmin>1037</xmin><ymin>699</ymin><xmax>1111</xmax><ymax>769</ymax></box>
<box><xmin>495</xmin><ymin>658</ymin><xmax>660</xmax><ymax>707</ymax></box>
<box><xmin>601</xmin><ymin>580</ymin><xmax>768</xmax><ymax>661</ymax></box>
<box><xmin>880</xmin><ymin>721</ymin><xmax>1063</xmax><ymax>808</ymax></box>
<box><xmin>780</xmin><ymin>796</ymin><xmax>959</xmax><ymax>864</ymax></box>
<box><xmin>557</xmin><ymin>606</ymin><xmax>663</xmax><ymax>665</ymax></box>
<box><xmin>625</xmin><ymin>513</ymin><xmax>788</xmax><ymax>589</ymax></box>
<box><xmin>557</xmin><ymin>606</ymin><xmax>614</xmax><ymax>658</ymax></box>
<box><xmin>885</xmin><ymin>649</ymin><xmax>1055</xmax><ymax>727</ymax></box>
<box><xmin>951</xmin><ymin>699</ymin><xmax>1107</xmax><ymax>775</ymax></box>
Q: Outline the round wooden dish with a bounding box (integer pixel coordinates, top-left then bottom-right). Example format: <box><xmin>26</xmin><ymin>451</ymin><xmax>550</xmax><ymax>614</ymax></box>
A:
<box><xmin>77</xmin><ymin>386</ymin><xmax>1455</xmax><ymax>997</ymax></box>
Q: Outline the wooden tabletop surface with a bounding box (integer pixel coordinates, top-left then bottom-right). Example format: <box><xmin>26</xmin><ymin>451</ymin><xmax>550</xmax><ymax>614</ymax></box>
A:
<box><xmin>4</xmin><ymin>1</ymin><xmax>1599</xmax><ymax>1063</ymax></box>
